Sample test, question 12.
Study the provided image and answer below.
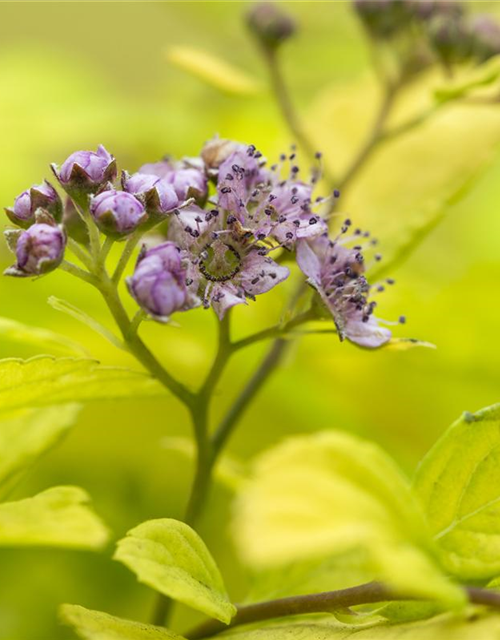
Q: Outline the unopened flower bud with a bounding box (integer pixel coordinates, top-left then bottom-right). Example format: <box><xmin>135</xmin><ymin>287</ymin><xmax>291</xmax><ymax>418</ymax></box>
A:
<box><xmin>353</xmin><ymin>0</ymin><xmax>414</xmax><ymax>38</ymax></box>
<box><xmin>136</xmin><ymin>160</ymin><xmax>207</xmax><ymax>205</ymax></box>
<box><xmin>127</xmin><ymin>242</ymin><xmax>196</xmax><ymax>321</ymax></box>
<box><xmin>51</xmin><ymin>145</ymin><xmax>117</xmax><ymax>200</ymax></box>
<box><xmin>468</xmin><ymin>15</ymin><xmax>500</xmax><ymax>63</ymax></box>
<box><xmin>247</xmin><ymin>3</ymin><xmax>296</xmax><ymax>51</ymax></box>
<box><xmin>123</xmin><ymin>172</ymin><xmax>179</xmax><ymax>215</ymax></box>
<box><xmin>89</xmin><ymin>189</ymin><xmax>147</xmax><ymax>238</ymax></box>
<box><xmin>428</xmin><ymin>12</ymin><xmax>473</xmax><ymax>65</ymax></box>
<box><xmin>5</xmin><ymin>181</ymin><xmax>62</xmax><ymax>228</ymax></box>
<box><xmin>5</xmin><ymin>223</ymin><xmax>65</xmax><ymax>277</ymax></box>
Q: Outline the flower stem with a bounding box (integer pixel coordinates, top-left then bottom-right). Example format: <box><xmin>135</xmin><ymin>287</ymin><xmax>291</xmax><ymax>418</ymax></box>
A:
<box><xmin>337</xmin><ymin>82</ymin><xmax>398</xmax><ymax>192</ymax></box>
<box><xmin>112</xmin><ymin>228</ymin><xmax>143</xmax><ymax>284</ymax></box>
<box><xmin>185</xmin><ymin>582</ymin><xmax>500</xmax><ymax>640</ymax></box>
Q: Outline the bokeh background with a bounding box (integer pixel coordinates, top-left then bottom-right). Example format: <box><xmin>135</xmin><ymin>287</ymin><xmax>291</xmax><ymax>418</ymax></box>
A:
<box><xmin>0</xmin><ymin>2</ymin><xmax>500</xmax><ymax>639</ymax></box>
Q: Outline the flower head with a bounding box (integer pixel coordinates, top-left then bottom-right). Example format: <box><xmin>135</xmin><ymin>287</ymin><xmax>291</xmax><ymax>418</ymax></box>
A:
<box><xmin>166</xmin><ymin>204</ymin><xmax>290</xmax><ymax>319</ymax></box>
<box><xmin>5</xmin><ymin>180</ymin><xmax>62</xmax><ymax>227</ymax></box>
<box><xmin>52</xmin><ymin>145</ymin><xmax>117</xmax><ymax>197</ymax></box>
<box><xmin>127</xmin><ymin>242</ymin><xmax>197</xmax><ymax>321</ymax></box>
<box><xmin>5</xmin><ymin>222</ymin><xmax>65</xmax><ymax>277</ymax></box>
<box><xmin>297</xmin><ymin>229</ymin><xmax>397</xmax><ymax>348</ymax></box>
<box><xmin>215</xmin><ymin>144</ymin><xmax>329</xmax><ymax>250</ymax></box>
<box><xmin>89</xmin><ymin>189</ymin><xmax>147</xmax><ymax>238</ymax></box>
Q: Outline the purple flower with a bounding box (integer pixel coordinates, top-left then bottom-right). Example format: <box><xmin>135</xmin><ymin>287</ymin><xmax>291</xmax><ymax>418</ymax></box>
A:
<box><xmin>90</xmin><ymin>189</ymin><xmax>148</xmax><ymax>237</ymax></box>
<box><xmin>296</xmin><ymin>233</ymin><xmax>393</xmax><ymax>348</ymax></box>
<box><xmin>137</xmin><ymin>159</ymin><xmax>207</xmax><ymax>204</ymax></box>
<box><xmin>167</xmin><ymin>204</ymin><xmax>289</xmax><ymax>319</ymax></box>
<box><xmin>5</xmin><ymin>223</ymin><xmax>65</xmax><ymax>277</ymax></box>
<box><xmin>216</xmin><ymin>144</ymin><xmax>328</xmax><ymax>249</ymax></box>
<box><xmin>5</xmin><ymin>181</ymin><xmax>62</xmax><ymax>227</ymax></box>
<box><xmin>52</xmin><ymin>145</ymin><xmax>117</xmax><ymax>195</ymax></box>
<box><xmin>123</xmin><ymin>172</ymin><xmax>179</xmax><ymax>215</ymax></box>
<box><xmin>127</xmin><ymin>242</ymin><xmax>197</xmax><ymax>321</ymax></box>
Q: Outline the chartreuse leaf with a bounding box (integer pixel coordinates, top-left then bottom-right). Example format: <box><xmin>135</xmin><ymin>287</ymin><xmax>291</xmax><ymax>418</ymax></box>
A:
<box><xmin>0</xmin><ymin>316</ymin><xmax>88</xmax><ymax>356</ymax></box>
<box><xmin>0</xmin><ymin>356</ymin><xmax>163</xmax><ymax>414</ymax></box>
<box><xmin>48</xmin><ymin>296</ymin><xmax>124</xmax><ymax>351</ymax></box>
<box><xmin>0</xmin><ymin>404</ymin><xmax>80</xmax><ymax>492</ymax></box>
<box><xmin>221</xmin><ymin>612</ymin><xmax>500</xmax><ymax>640</ymax></box>
<box><xmin>233</xmin><ymin>431</ymin><xmax>462</xmax><ymax>607</ymax></box>
<box><xmin>167</xmin><ymin>46</ymin><xmax>261</xmax><ymax>95</ymax></box>
<box><xmin>414</xmin><ymin>403</ymin><xmax>500</xmax><ymax>581</ymax></box>
<box><xmin>0</xmin><ymin>486</ymin><xmax>109</xmax><ymax>549</ymax></box>
<box><xmin>60</xmin><ymin>604</ymin><xmax>185</xmax><ymax>640</ymax></box>
<box><xmin>114</xmin><ymin>519</ymin><xmax>236</xmax><ymax>624</ymax></box>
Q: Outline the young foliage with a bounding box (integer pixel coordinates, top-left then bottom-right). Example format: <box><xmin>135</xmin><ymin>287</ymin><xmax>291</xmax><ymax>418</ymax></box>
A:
<box><xmin>0</xmin><ymin>316</ymin><xmax>88</xmax><ymax>356</ymax></box>
<box><xmin>0</xmin><ymin>486</ymin><xmax>109</xmax><ymax>549</ymax></box>
<box><xmin>0</xmin><ymin>356</ymin><xmax>163</xmax><ymax>413</ymax></box>
<box><xmin>114</xmin><ymin>519</ymin><xmax>237</xmax><ymax>624</ymax></box>
<box><xmin>414</xmin><ymin>403</ymin><xmax>500</xmax><ymax>581</ymax></box>
<box><xmin>0</xmin><ymin>404</ymin><xmax>80</xmax><ymax>492</ymax></box>
<box><xmin>233</xmin><ymin>431</ymin><xmax>462</xmax><ymax>606</ymax></box>
<box><xmin>61</xmin><ymin>604</ymin><xmax>185</xmax><ymax>640</ymax></box>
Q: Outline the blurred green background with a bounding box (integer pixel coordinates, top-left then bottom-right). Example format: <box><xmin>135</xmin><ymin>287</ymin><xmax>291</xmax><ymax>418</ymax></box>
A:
<box><xmin>0</xmin><ymin>2</ymin><xmax>500</xmax><ymax>639</ymax></box>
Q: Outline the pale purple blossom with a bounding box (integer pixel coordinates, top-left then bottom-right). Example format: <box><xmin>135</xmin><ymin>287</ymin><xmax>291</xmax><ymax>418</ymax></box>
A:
<box><xmin>297</xmin><ymin>232</ymin><xmax>394</xmax><ymax>348</ymax></box>
<box><xmin>127</xmin><ymin>242</ymin><xmax>197</xmax><ymax>321</ymax></box>
<box><xmin>215</xmin><ymin>144</ymin><xmax>328</xmax><ymax>249</ymax></box>
<box><xmin>166</xmin><ymin>204</ymin><xmax>289</xmax><ymax>319</ymax></box>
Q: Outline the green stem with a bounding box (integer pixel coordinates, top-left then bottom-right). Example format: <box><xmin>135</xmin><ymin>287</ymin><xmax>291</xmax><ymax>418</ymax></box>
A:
<box><xmin>337</xmin><ymin>82</ymin><xmax>398</xmax><ymax>192</ymax></box>
<box><xmin>185</xmin><ymin>582</ymin><xmax>500</xmax><ymax>640</ymax></box>
<box><xmin>232</xmin><ymin>308</ymin><xmax>316</xmax><ymax>351</ymax></box>
<box><xmin>98</xmin><ymin>277</ymin><xmax>194</xmax><ymax>406</ymax></box>
<box><xmin>212</xmin><ymin>337</ymin><xmax>288</xmax><ymax>456</ymax></box>
<box><xmin>112</xmin><ymin>229</ymin><xmax>143</xmax><ymax>284</ymax></box>
<box><xmin>67</xmin><ymin>238</ymin><xmax>93</xmax><ymax>270</ymax></box>
<box><xmin>59</xmin><ymin>260</ymin><xmax>99</xmax><ymax>287</ymax></box>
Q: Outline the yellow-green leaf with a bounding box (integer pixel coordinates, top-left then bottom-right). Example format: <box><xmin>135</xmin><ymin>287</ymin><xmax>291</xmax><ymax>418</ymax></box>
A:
<box><xmin>0</xmin><ymin>356</ymin><xmax>163</xmax><ymax>414</ymax></box>
<box><xmin>233</xmin><ymin>431</ymin><xmax>461</xmax><ymax>606</ymax></box>
<box><xmin>61</xmin><ymin>604</ymin><xmax>185</xmax><ymax>640</ymax></box>
<box><xmin>0</xmin><ymin>404</ymin><xmax>80</xmax><ymax>492</ymax></box>
<box><xmin>114</xmin><ymin>519</ymin><xmax>236</xmax><ymax>624</ymax></box>
<box><xmin>167</xmin><ymin>46</ymin><xmax>261</xmax><ymax>95</ymax></box>
<box><xmin>0</xmin><ymin>486</ymin><xmax>109</xmax><ymax>549</ymax></box>
<box><xmin>414</xmin><ymin>404</ymin><xmax>500</xmax><ymax>581</ymax></box>
<box><xmin>0</xmin><ymin>316</ymin><xmax>88</xmax><ymax>356</ymax></box>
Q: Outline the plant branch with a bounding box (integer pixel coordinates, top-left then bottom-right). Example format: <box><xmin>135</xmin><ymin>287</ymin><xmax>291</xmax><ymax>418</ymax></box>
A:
<box><xmin>337</xmin><ymin>82</ymin><xmax>398</xmax><ymax>192</ymax></box>
<box><xmin>112</xmin><ymin>229</ymin><xmax>143</xmax><ymax>284</ymax></box>
<box><xmin>186</xmin><ymin>582</ymin><xmax>500</xmax><ymax>640</ymax></box>
<box><xmin>211</xmin><ymin>337</ymin><xmax>288</xmax><ymax>456</ymax></box>
<box><xmin>232</xmin><ymin>308</ymin><xmax>316</xmax><ymax>351</ymax></box>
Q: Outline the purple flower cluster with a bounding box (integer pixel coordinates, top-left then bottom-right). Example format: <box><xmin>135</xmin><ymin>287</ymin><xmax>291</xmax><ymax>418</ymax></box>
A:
<box><xmin>3</xmin><ymin>138</ymin><xmax>402</xmax><ymax>348</ymax></box>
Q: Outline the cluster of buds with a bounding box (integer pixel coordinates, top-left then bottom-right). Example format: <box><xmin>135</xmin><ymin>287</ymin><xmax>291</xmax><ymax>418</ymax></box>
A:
<box><xmin>353</xmin><ymin>0</ymin><xmax>500</xmax><ymax>74</ymax></box>
<box><xmin>3</xmin><ymin>137</ymin><xmax>404</xmax><ymax>348</ymax></box>
<box><xmin>3</xmin><ymin>145</ymin><xmax>207</xmax><ymax>276</ymax></box>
